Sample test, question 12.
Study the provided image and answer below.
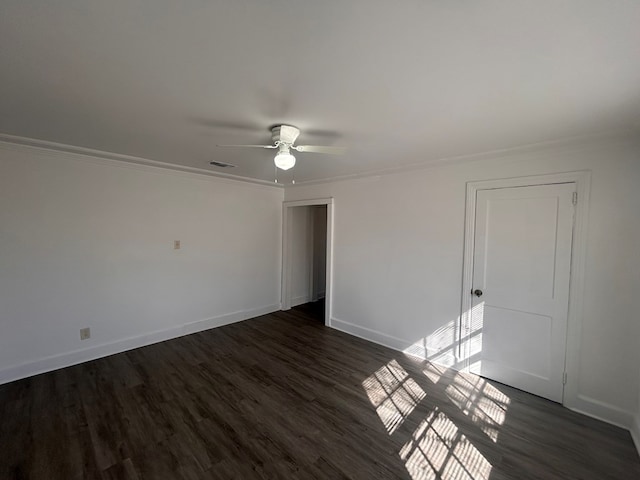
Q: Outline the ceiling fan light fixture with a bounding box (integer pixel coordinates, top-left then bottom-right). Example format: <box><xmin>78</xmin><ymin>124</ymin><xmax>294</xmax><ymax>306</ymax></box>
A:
<box><xmin>217</xmin><ymin>124</ymin><xmax>345</xmax><ymax>176</ymax></box>
<box><xmin>274</xmin><ymin>152</ymin><xmax>296</xmax><ymax>170</ymax></box>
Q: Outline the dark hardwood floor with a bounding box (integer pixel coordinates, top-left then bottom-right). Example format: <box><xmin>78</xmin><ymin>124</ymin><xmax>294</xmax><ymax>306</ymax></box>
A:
<box><xmin>1</xmin><ymin>308</ymin><xmax>639</xmax><ymax>479</ymax></box>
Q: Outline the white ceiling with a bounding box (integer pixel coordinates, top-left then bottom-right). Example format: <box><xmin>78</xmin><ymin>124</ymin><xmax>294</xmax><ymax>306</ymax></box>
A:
<box><xmin>1</xmin><ymin>1</ymin><xmax>639</xmax><ymax>184</ymax></box>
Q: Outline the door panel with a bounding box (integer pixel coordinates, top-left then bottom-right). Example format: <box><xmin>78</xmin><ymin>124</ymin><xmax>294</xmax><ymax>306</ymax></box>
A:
<box><xmin>470</xmin><ymin>183</ymin><xmax>574</xmax><ymax>402</ymax></box>
<box><xmin>484</xmin><ymin>196</ymin><xmax>558</xmax><ymax>303</ymax></box>
<box><xmin>482</xmin><ymin>307</ymin><xmax>552</xmax><ymax>379</ymax></box>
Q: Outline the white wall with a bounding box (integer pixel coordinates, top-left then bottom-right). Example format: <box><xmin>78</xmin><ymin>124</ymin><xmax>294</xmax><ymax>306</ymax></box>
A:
<box><xmin>312</xmin><ymin>206</ymin><xmax>327</xmax><ymax>301</ymax></box>
<box><xmin>285</xmin><ymin>136</ymin><xmax>640</xmax><ymax>429</ymax></box>
<box><xmin>633</xmin><ymin>367</ymin><xmax>640</xmax><ymax>455</ymax></box>
<box><xmin>289</xmin><ymin>206</ymin><xmax>313</xmax><ymax>306</ymax></box>
<box><xmin>633</xmin><ymin>328</ymin><xmax>640</xmax><ymax>455</ymax></box>
<box><xmin>0</xmin><ymin>142</ymin><xmax>283</xmax><ymax>383</ymax></box>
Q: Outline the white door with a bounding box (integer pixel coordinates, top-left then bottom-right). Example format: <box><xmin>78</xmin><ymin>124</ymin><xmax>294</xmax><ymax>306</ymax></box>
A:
<box><xmin>468</xmin><ymin>183</ymin><xmax>575</xmax><ymax>402</ymax></box>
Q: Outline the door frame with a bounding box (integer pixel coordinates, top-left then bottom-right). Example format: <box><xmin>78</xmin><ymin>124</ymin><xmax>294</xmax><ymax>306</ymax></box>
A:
<box><xmin>460</xmin><ymin>171</ymin><xmax>591</xmax><ymax>407</ymax></box>
<box><xmin>282</xmin><ymin>198</ymin><xmax>334</xmax><ymax>326</ymax></box>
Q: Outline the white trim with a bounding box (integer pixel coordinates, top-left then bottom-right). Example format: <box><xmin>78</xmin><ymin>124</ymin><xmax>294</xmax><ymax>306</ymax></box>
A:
<box><xmin>331</xmin><ymin>316</ymin><xmax>639</xmax><ymax>436</ymax></box>
<box><xmin>282</xmin><ymin>199</ymin><xmax>334</xmax><ymax>326</ymax></box>
<box><xmin>286</xmin><ymin>130</ymin><xmax>634</xmax><ymax>187</ymax></box>
<box><xmin>330</xmin><ymin>317</ymin><xmax>413</xmax><ymax>352</ymax></box>
<box><xmin>0</xmin><ymin>134</ymin><xmax>281</xmax><ymax>188</ymax></box>
<box><xmin>331</xmin><ymin>317</ymin><xmax>465</xmax><ymax>373</ymax></box>
<box><xmin>312</xmin><ymin>291</ymin><xmax>326</xmax><ymax>302</ymax></box>
<box><xmin>630</xmin><ymin>413</ymin><xmax>640</xmax><ymax>458</ymax></box>
<box><xmin>568</xmin><ymin>394</ymin><xmax>635</xmax><ymax>430</ymax></box>
<box><xmin>331</xmin><ymin>317</ymin><xmax>450</xmax><ymax>365</ymax></box>
<box><xmin>291</xmin><ymin>295</ymin><xmax>311</xmax><ymax>307</ymax></box>
<box><xmin>4</xmin><ymin>130</ymin><xmax>633</xmax><ymax>190</ymax></box>
<box><xmin>283</xmin><ymin>198</ymin><xmax>334</xmax><ymax>208</ymax></box>
<box><xmin>0</xmin><ymin>304</ymin><xmax>280</xmax><ymax>386</ymax></box>
<box><xmin>460</xmin><ymin>171</ymin><xmax>591</xmax><ymax>408</ymax></box>
<box><xmin>307</xmin><ymin>209</ymin><xmax>315</xmax><ymax>302</ymax></box>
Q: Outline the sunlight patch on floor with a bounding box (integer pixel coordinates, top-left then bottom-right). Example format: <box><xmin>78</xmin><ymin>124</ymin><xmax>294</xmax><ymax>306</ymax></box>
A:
<box><xmin>399</xmin><ymin>409</ymin><xmax>492</xmax><ymax>480</ymax></box>
<box><xmin>422</xmin><ymin>362</ymin><xmax>449</xmax><ymax>384</ymax></box>
<box><xmin>444</xmin><ymin>372</ymin><xmax>510</xmax><ymax>442</ymax></box>
<box><xmin>363</xmin><ymin>359</ymin><xmax>497</xmax><ymax>479</ymax></box>
<box><xmin>362</xmin><ymin>359</ymin><xmax>426</xmax><ymax>434</ymax></box>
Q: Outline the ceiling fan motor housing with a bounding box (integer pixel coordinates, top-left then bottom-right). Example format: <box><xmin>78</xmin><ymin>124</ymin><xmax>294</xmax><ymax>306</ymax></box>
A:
<box><xmin>272</xmin><ymin>125</ymin><xmax>300</xmax><ymax>145</ymax></box>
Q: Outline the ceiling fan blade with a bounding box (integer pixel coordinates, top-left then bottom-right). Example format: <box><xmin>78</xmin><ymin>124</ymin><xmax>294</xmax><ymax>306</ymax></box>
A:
<box><xmin>216</xmin><ymin>144</ymin><xmax>277</xmax><ymax>149</ymax></box>
<box><xmin>293</xmin><ymin>145</ymin><xmax>346</xmax><ymax>155</ymax></box>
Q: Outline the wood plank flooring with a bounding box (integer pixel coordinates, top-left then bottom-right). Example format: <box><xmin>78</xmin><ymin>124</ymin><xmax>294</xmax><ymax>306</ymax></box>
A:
<box><xmin>1</xmin><ymin>307</ymin><xmax>639</xmax><ymax>479</ymax></box>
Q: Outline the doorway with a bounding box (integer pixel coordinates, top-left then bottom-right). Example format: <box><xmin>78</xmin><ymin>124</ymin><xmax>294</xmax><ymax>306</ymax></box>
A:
<box><xmin>460</xmin><ymin>172</ymin><xmax>590</xmax><ymax>406</ymax></box>
<box><xmin>282</xmin><ymin>199</ymin><xmax>333</xmax><ymax>326</ymax></box>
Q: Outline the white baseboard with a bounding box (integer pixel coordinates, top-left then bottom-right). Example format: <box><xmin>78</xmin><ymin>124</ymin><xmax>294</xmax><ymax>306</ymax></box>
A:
<box><xmin>630</xmin><ymin>413</ymin><xmax>640</xmax><ymax>458</ymax></box>
<box><xmin>330</xmin><ymin>317</ymin><xmax>445</xmax><ymax>363</ymax></box>
<box><xmin>291</xmin><ymin>295</ymin><xmax>311</xmax><ymax>307</ymax></box>
<box><xmin>331</xmin><ymin>316</ymin><xmax>638</xmax><ymax>436</ymax></box>
<box><xmin>0</xmin><ymin>303</ymin><xmax>280</xmax><ymax>385</ymax></box>
<box><xmin>330</xmin><ymin>317</ymin><xmax>412</xmax><ymax>352</ymax></box>
<box><xmin>568</xmin><ymin>394</ymin><xmax>635</xmax><ymax>430</ymax></box>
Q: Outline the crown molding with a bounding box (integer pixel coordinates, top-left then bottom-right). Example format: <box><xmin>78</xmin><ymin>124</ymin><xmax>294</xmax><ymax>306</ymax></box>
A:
<box><xmin>287</xmin><ymin>128</ymin><xmax>639</xmax><ymax>188</ymax></box>
<box><xmin>1</xmin><ymin>129</ymin><xmax>637</xmax><ymax>190</ymax></box>
<box><xmin>0</xmin><ymin>133</ymin><xmax>283</xmax><ymax>189</ymax></box>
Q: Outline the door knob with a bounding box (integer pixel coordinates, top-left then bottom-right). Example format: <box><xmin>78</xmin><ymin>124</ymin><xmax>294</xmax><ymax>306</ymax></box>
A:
<box><xmin>473</xmin><ymin>289</ymin><xmax>483</xmax><ymax>297</ymax></box>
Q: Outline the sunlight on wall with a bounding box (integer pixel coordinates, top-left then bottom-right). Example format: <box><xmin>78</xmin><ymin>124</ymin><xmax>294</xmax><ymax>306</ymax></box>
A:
<box><xmin>404</xmin><ymin>320</ymin><xmax>459</xmax><ymax>367</ymax></box>
<box><xmin>399</xmin><ymin>408</ymin><xmax>492</xmax><ymax>480</ymax></box>
<box><xmin>362</xmin><ymin>360</ymin><xmax>426</xmax><ymax>434</ymax></box>
<box><xmin>403</xmin><ymin>302</ymin><xmax>486</xmax><ymax>373</ymax></box>
<box><xmin>444</xmin><ymin>372</ymin><xmax>510</xmax><ymax>442</ymax></box>
<box><xmin>466</xmin><ymin>302</ymin><xmax>485</xmax><ymax>374</ymax></box>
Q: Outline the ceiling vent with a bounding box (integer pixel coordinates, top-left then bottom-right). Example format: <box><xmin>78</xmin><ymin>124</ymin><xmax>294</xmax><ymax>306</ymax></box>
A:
<box><xmin>209</xmin><ymin>161</ymin><xmax>237</xmax><ymax>168</ymax></box>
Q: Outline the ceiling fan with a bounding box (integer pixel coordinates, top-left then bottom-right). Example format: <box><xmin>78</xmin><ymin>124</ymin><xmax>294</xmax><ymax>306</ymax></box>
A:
<box><xmin>217</xmin><ymin>125</ymin><xmax>345</xmax><ymax>170</ymax></box>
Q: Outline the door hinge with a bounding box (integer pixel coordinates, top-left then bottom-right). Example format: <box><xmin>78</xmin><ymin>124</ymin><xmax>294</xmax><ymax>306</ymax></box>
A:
<box><xmin>562</xmin><ymin>372</ymin><xmax>568</xmax><ymax>385</ymax></box>
<box><xmin>572</xmin><ymin>191</ymin><xmax>577</xmax><ymax>205</ymax></box>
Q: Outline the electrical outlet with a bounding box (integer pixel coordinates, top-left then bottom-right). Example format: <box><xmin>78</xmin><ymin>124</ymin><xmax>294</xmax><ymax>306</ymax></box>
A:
<box><xmin>80</xmin><ymin>327</ymin><xmax>91</xmax><ymax>340</ymax></box>
<box><xmin>174</xmin><ymin>240</ymin><xmax>181</xmax><ymax>250</ymax></box>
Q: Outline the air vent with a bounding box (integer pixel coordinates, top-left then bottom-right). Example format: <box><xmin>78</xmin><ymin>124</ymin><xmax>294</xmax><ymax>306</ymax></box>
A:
<box><xmin>209</xmin><ymin>161</ymin><xmax>236</xmax><ymax>168</ymax></box>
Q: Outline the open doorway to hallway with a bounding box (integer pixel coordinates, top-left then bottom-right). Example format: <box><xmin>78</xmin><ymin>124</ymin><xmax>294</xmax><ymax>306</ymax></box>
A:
<box><xmin>282</xmin><ymin>198</ymin><xmax>333</xmax><ymax>325</ymax></box>
<box><xmin>287</xmin><ymin>204</ymin><xmax>327</xmax><ymax>323</ymax></box>
<box><xmin>291</xmin><ymin>298</ymin><xmax>325</xmax><ymax>323</ymax></box>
